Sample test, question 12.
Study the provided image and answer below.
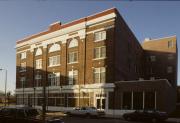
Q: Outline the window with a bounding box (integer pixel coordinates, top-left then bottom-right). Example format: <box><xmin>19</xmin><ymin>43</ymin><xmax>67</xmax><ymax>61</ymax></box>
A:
<box><xmin>35</xmin><ymin>74</ymin><xmax>42</xmax><ymax>87</ymax></box>
<box><xmin>68</xmin><ymin>39</ymin><xmax>78</xmax><ymax>48</ymax></box>
<box><xmin>20</xmin><ymin>62</ymin><xmax>26</xmax><ymax>72</ymax></box>
<box><xmin>123</xmin><ymin>92</ymin><xmax>132</xmax><ymax>109</ymax></box>
<box><xmin>168</xmin><ymin>41</ymin><xmax>173</xmax><ymax>48</ymax></box>
<box><xmin>68</xmin><ymin>70</ymin><xmax>78</xmax><ymax>85</ymax></box>
<box><xmin>68</xmin><ymin>52</ymin><xmax>78</xmax><ymax>63</ymax></box>
<box><xmin>20</xmin><ymin>77</ymin><xmax>26</xmax><ymax>88</ymax></box>
<box><xmin>35</xmin><ymin>48</ymin><xmax>42</xmax><ymax>56</ymax></box>
<box><xmin>168</xmin><ymin>54</ymin><xmax>174</xmax><ymax>60</ymax></box>
<box><xmin>150</xmin><ymin>56</ymin><xmax>156</xmax><ymax>62</ymax></box>
<box><xmin>20</xmin><ymin>52</ymin><xmax>26</xmax><ymax>59</ymax></box>
<box><xmin>93</xmin><ymin>67</ymin><xmax>106</xmax><ymax>83</ymax></box>
<box><xmin>49</xmin><ymin>44</ymin><xmax>61</xmax><ymax>53</ymax></box>
<box><xmin>48</xmin><ymin>73</ymin><xmax>60</xmax><ymax>86</ymax></box>
<box><xmin>35</xmin><ymin>59</ymin><xmax>42</xmax><ymax>69</ymax></box>
<box><xmin>94</xmin><ymin>46</ymin><xmax>106</xmax><ymax>59</ymax></box>
<box><xmin>49</xmin><ymin>55</ymin><xmax>60</xmax><ymax>67</ymax></box>
<box><xmin>94</xmin><ymin>31</ymin><xmax>106</xmax><ymax>41</ymax></box>
<box><xmin>167</xmin><ymin>66</ymin><xmax>173</xmax><ymax>73</ymax></box>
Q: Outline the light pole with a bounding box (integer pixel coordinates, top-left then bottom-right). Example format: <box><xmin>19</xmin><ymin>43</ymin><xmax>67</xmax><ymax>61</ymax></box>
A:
<box><xmin>0</xmin><ymin>68</ymin><xmax>7</xmax><ymax>107</ymax></box>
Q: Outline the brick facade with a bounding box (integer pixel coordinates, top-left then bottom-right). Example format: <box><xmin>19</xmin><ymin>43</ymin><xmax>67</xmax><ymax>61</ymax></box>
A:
<box><xmin>15</xmin><ymin>8</ymin><xmax>177</xmax><ymax>114</ymax></box>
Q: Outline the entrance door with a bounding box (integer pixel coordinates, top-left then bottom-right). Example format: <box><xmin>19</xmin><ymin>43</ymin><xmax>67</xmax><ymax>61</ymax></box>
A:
<box><xmin>96</xmin><ymin>98</ymin><xmax>106</xmax><ymax>110</ymax></box>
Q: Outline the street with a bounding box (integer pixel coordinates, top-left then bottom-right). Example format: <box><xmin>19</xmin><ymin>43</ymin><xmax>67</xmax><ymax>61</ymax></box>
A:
<box><xmin>63</xmin><ymin>116</ymin><xmax>138</xmax><ymax>123</ymax></box>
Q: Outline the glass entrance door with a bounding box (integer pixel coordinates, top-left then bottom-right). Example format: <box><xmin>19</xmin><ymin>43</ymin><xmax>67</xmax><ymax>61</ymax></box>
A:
<box><xmin>96</xmin><ymin>98</ymin><xmax>106</xmax><ymax>110</ymax></box>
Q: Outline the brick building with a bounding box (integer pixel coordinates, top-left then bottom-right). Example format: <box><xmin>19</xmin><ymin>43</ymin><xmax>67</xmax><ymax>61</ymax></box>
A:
<box><xmin>15</xmin><ymin>8</ymin><xmax>177</xmax><ymax>115</ymax></box>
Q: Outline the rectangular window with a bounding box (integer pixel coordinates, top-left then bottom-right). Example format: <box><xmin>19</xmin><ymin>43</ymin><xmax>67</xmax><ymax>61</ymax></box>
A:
<box><xmin>168</xmin><ymin>41</ymin><xmax>173</xmax><ymax>48</ymax></box>
<box><xmin>94</xmin><ymin>46</ymin><xmax>106</xmax><ymax>59</ymax></box>
<box><xmin>168</xmin><ymin>54</ymin><xmax>174</xmax><ymax>60</ymax></box>
<box><xmin>20</xmin><ymin>52</ymin><xmax>26</xmax><ymax>59</ymax></box>
<box><xmin>68</xmin><ymin>52</ymin><xmax>78</xmax><ymax>63</ymax></box>
<box><xmin>20</xmin><ymin>77</ymin><xmax>26</xmax><ymax>88</ymax></box>
<box><xmin>35</xmin><ymin>74</ymin><xmax>42</xmax><ymax>87</ymax></box>
<box><xmin>48</xmin><ymin>55</ymin><xmax>60</xmax><ymax>67</ymax></box>
<box><xmin>123</xmin><ymin>92</ymin><xmax>132</xmax><ymax>109</ymax></box>
<box><xmin>150</xmin><ymin>56</ymin><xmax>156</xmax><ymax>62</ymax></box>
<box><xmin>68</xmin><ymin>70</ymin><xmax>78</xmax><ymax>85</ymax></box>
<box><xmin>94</xmin><ymin>31</ymin><xmax>106</xmax><ymax>42</ymax></box>
<box><xmin>167</xmin><ymin>66</ymin><xmax>173</xmax><ymax>73</ymax></box>
<box><xmin>35</xmin><ymin>59</ymin><xmax>42</xmax><ymax>69</ymax></box>
<box><xmin>48</xmin><ymin>73</ymin><xmax>60</xmax><ymax>86</ymax></box>
<box><xmin>145</xmin><ymin>92</ymin><xmax>155</xmax><ymax>110</ymax></box>
<box><xmin>20</xmin><ymin>62</ymin><xmax>26</xmax><ymax>72</ymax></box>
<box><xmin>93</xmin><ymin>67</ymin><xmax>106</xmax><ymax>83</ymax></box>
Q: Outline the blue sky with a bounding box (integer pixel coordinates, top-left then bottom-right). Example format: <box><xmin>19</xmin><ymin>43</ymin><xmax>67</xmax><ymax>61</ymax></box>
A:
<box><xmin>0</xmin><ymin>1</ymin><xmax>179</xmax><ymax>93</ymax></box>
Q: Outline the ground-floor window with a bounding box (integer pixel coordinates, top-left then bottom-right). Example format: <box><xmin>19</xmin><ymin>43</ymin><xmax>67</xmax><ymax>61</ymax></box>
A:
<box><xmin>145</xmin><ymin>92</ymin><xmax>155</xmax><ymax>110</ymax></box>
<box><xmin>122</xmin><ymin>92</ymin><xmax>132</xmax><ymax>109</ymax></box>
<box><xmin>133</xmin><ymin>92</ymin><xmax>143</xmax><ymax>110</ymax></box>
<box><xmin>122</xmin><ymin>91</ymin><xmax>156</xmax><ymax>110</ymax></box>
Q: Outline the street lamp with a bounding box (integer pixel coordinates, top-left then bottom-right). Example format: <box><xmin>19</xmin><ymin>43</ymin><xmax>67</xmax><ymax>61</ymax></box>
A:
<box><xmin>0</xmin><ymin>68</ymin><xmax>7</xmax><ymax>107</ymax></box>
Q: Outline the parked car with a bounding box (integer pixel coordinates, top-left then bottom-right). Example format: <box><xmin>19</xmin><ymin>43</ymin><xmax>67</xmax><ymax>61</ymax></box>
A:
<box><xmin>0</xmin><ymin>106</ymin><xmax>64</xmax><ymax>123</ymax></box>
<box><xmin>66</xmin><ymin>107</ymin><xmax>105</xmax><ymax>117</ymax></box>
<box><xmin>123</xmin><ymin>110</ymin><xmax>168</xmax><ymax>123</ymax></box>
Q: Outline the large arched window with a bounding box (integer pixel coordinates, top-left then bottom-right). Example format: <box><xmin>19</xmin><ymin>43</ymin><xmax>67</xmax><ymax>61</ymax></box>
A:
<box><xmin>68</xmin><ymin>39</ymin><xmax>78</xmax><ymax>48</ymax></box>
<box><xmin>35</xmin><ymin>48</ymin><xmax>42</xmax><ymax>56</ymax></box>
<box><xmin>49</xmin><ymin>43</ymin><xmax>61</xmax><ymax>53</ymax></box>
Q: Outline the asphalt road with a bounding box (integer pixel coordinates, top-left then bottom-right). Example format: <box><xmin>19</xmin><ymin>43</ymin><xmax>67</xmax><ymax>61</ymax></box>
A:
<box><xmin>63</xmin><ymin>116</ymin><xmax>138</xmax><ymax>123</ymax></box>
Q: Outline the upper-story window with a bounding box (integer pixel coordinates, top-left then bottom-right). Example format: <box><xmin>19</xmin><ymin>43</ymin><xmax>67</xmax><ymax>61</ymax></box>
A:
<box><xmin>68</xmin><ymin>52</ymin><xmax>78</xmax><ymax>63</ymax></box>
<box><xmin>94</xmin><ymin>46</ymin><xmax>106</xmax><ymax>59</ymax></box>
<box><xmin>35</xmin><ymin>59</ymin><xmax>42</xmax><ymax>69</ymax></box>
<box><xmin>94</xmin><ymin>31</ymin><xmax>106</xmax><ymax>42</ymax></box>
<box><xmin>150</xmin><ymin>56</ymin><xmax>156</xmax><ymax>62</ymax></box>
<box><xmin>167</xmin><ymin>66</ymin><xmax>173</xmax><ymax>73</ymax></box>
<box><xmin>168</xmin><ymin>54</ymin><xmax>174</xmax><ymax>60</ymax></box>
<box><xmin>48</xmin><ymin>55</ymin><xmax>60</xmax><ymax>67</ymax></box>
<box><xmin>68</xmin><ymin>70</ymin><xmax>78</xmax><ymax>85</ymax></box>
<box><xmin>93</xmin><ymin>67</ymin><xmax>106</xmax><ymax>83</ymax></box>
<box><xmin>49</xmin><ymin>44</ymin><xmax>61</xmax><ymax>53</ymax></box>
<box><xmin>35</xmin><ymin>74</ymin><xmax>42</xmax><ymax>87</ymax></box>
<box><xmin>35</xmin><ymin>48</ymin><xmax>42</xmax><ymax>56</ymax></box>
<box><xmin>48</xmin><ymin>72</ymin><xmax>60</xmax><ymax>86</ymax></box>
<box><xmin>20</xmin><ymin>52</ymin><xmax>26</xmax><ymax>59</ymax></box>
<box><xmin>20</xmin><ymin>77</ymin><xmax>26</xmax><ymax>88</ymax></box>
<box><xmin>168</xmin><ymin>41</ymin><xmax>173</xmax><ymax>48</ymax></box>
<box><xmin>20</xmin><ymin>62</ymin><xmax>26</xmax><ymax>72</ymax></box>
<box><xmin>68</xmin><ymin>39</ymin><xmax>78</xmax><ymax>48</ymax></box>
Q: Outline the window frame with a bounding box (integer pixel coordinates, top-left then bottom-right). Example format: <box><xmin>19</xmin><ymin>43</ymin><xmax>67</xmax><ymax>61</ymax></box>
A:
<box><xmin>93</xmin><ymin>46</ymin><xmax>106</xmax><ymax>60</ymax></box>
<box><xmin>94</xmin><ymin>31</ymin><xmax>106</xmax><ymax>42</ymax></box>
<box><xmin>48</xmin><ymin>55</ymin><xmax>60</xmax><ymax>67</ymax></box>
<box><xmin>68</xmin><ymin>52</ymin><xmax>78</xmax><ymax>64</ymax></box>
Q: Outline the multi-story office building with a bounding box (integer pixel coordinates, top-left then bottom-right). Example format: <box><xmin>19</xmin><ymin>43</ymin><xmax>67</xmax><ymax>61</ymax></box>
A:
<box><xmin>16</xmin><ymin>8</ymin><xmax>177</xmax><ymax>115</ymax></box>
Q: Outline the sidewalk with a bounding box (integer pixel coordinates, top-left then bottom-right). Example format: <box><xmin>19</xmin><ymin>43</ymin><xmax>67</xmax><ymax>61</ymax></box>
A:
<box><xmin>166</xmin><ymin>118</ymin><xmax>180</xmax><ymax>123</ymax></box>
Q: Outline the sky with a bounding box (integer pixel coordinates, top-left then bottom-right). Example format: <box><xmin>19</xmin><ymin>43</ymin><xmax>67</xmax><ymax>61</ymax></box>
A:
<box><xmin>0</xmin><ymin>0</ymin><xmax>180</xmax><ymax>93</ymax></box>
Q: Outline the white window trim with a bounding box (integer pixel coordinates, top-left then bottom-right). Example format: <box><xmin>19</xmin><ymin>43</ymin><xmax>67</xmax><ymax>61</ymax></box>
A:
<box><xmin>35</xmin><ymin>48</ymin><xmax>42</xmax><ymax>56</ymax></box>
<box><xmin>20</xmin><ymin>52</ymin><xmax>26</xmax><ymax>59</ymax></box>
<box><xmin>94</xmin><ymin>31</ymin><xmax>106</xmax><ymax>42</ymax></box>
<box><xmin>48</xmin><ymin>55</ymin><xmax>61</xmax><ymax>67</ymax></box>
<box><xmin>68</xmin><ymin>39</ymin><xmax>78</xmax><ymax>48</ymax></box>
<box><xmin>93</xmin><ymin>46</ymin><xmax>106</xmax><ymax>60</ymax></box>
<box><xmin>19</xmin><ymin>62</ymin><xmax>26</xmax><ymax>72</ymax></box>
<box><xmin>49</xmin><ymin>44</ymin><xmax>61</xmax><ymax>53</ymax></box>
<box><xmin>35</xmin><ymin>59</ymin><xmax>42</xmax><ymax>69</ymax></box>
<box><xmin>93</xmin><ymin>57</ymin><xmax>107</xmax><ymax>60</ymax></box>
<box><xmin>68</xmin><ymin>52</ymin><xmax>78</xmax><ymax>64</ymax></box>
<box><xmin>48</xmin><ymin>72</ymin><xmax>60</xmax><ymax>86</ymax></box>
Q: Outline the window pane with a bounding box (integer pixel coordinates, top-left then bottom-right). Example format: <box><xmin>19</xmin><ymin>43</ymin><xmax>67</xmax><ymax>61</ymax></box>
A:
<box><xmin>101</xmin><ymin>47</ymin><xmax>106</xmax><ymax>58</ymax></box>
<box><xmin>123</xmin><ymin>92</ymin><xmax>132</xmax><ymax>109</ymax></box>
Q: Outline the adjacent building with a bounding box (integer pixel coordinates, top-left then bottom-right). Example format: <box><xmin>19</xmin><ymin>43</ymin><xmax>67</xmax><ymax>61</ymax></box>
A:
<box><xmin>15</xmin><ymin>8</ymin><xmax>178</xmax><ymax>115</ymax></box>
